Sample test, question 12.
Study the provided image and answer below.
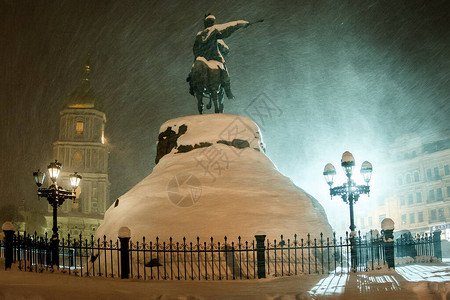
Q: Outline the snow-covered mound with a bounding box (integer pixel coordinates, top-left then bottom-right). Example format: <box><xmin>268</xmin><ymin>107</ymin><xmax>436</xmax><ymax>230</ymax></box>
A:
<box><xmin>96</xmin><ymin>114</ymin><xmax>332</xmax><ymax>242</ymax></box>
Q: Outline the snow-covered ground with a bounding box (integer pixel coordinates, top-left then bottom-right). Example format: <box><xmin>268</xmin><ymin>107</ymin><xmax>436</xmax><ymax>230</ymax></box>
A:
<box><xmin>0</xmin><ymin>261</ymin><xmax>449</xmax><ymax>300</ymax></box>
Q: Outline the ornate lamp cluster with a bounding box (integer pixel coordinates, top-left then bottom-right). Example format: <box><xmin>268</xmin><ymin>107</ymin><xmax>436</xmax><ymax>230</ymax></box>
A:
<box><xmin>323</xmin><ymin>151</ymin><xmax>372</xmax><ymax>271</ymax></box>
<box><xmin>33</xmin><ymin>160</ymin><xmax>82</xmax><ymax>203</ymax></box>
<box><xmin>33</xmin><ymin>160</ymin><xmax>82</xmax><ymax>267</ymax></box>
<box><xmin>323</xmin><ymin>151</ymin><xmax>372</xmax><ymax>205</ymax></box>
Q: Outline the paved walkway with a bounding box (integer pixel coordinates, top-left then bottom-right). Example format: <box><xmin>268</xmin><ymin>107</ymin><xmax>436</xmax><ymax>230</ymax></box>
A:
<box><xmin>396</xmin><ymin>263</ymin><xmax>450</xmax><ymax>282</ymax></box>
<box><xmin>309</xmin><ymin>262</ymin><xmax>450</xmax><ymax>299</ymax></box>
<box><xmin>0</xmin><ymin>262</ymin><xmax>448</xmax><ymax>299</ymax></box>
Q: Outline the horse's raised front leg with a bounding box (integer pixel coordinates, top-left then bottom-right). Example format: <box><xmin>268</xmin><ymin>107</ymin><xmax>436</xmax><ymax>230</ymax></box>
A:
<box><xmin>196</xmin><ymin>93</ymin><xmax>204</xmax><ymax>114</ymax></box>
<box><xmin>218</xmin><ymin>87</ymin><xmax>224</xmax><ymax>113</ymax></box>
<box><xmin>206</xmin><ymin>96</ymin><xmax>212</xmax><ymax>110</ymax></box>
<box><xmin>211</xmin><ymin>88</ymin><xmax>219</xmax><ymax>113</ymax></box>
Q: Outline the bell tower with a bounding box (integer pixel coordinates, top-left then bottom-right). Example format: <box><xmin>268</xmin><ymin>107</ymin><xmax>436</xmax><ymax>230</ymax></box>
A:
<box><xmin>47</xmin><ymin>60</ymin><xmax>110</xmax><ymax>237</ymax></box>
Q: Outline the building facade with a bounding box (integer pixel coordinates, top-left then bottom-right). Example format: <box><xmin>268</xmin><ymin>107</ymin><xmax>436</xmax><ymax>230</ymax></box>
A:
<box><xmin>356</xmin><ymin>134</ymin><xmax>450</xmax><ymax>240</ymax></box>
<box><xmin>44</xmin><ymin>62</ymin><xmax>110</xmax><ymax>238</ymax></box>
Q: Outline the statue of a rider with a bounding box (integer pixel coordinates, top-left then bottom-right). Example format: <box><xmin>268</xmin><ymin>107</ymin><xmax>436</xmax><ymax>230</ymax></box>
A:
<box><xmin>187</xmin><ymin>14</ymin><xmax>253</xmax><ymax>100</ymax></box>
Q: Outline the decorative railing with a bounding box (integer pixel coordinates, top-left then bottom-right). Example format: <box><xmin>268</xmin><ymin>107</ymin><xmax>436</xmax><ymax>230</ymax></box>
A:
<box><xmin>0</xmin><ymin>230</ymin><xmax>442</xmax><ymax>280</ymax></box>
<box><xmin>394</xmin><ymin>233</ymin><xmax>440</xmax><ymax>258</ymax></box>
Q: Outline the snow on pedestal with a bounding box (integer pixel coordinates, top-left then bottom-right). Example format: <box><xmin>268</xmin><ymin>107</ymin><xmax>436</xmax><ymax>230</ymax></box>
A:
<box><xmin>381</xmin><ymin>218</ymin><xmax>395</xmax><ymax>231</ymax></box>
<box><xmin>1</xmin><ymin>222</ymin><xmax>15</xmax><ymax>232</ymax></box>
<box><xmin>96</xmin><ymin>114</ymin><xmax>333</xmax><ymax>243</ymax></box>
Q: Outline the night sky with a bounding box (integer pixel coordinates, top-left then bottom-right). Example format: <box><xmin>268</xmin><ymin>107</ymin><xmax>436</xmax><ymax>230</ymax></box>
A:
<box><xmin>1</xmin><ymin>0</ymin><xmax>449</xmax><ymax>227</ymax></box>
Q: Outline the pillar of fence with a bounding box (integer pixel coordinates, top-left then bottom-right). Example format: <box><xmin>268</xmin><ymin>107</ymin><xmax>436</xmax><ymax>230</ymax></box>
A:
<box><xmin>118</xmin><ymin>227</ymin><xmax>131</xmax><ymax>279</ymax></box>
<box><xmin>381</xmin><ymin>218</ymin><xmax>395</xmax><ymax>269</ymax></box>
<box><xmin>254</xmin><ymin>234</ymin><xmax>266</xmax><ymax>279</ymax></box>
<box><xmin>2</xmin><ymin>222</ymin><xmax>15</xmax><ymax>270</ymax></box>
<box><xmin>433</xmin><ymin>230</ymin><xmax>442</xmax><ymax>261</ymax></box>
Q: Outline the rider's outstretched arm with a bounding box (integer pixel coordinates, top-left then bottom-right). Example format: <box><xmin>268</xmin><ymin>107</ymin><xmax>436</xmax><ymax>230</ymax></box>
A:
<box><xmin>215</xmin><ymin>20</ymin><xmax>249</xmax><ymax>39</ymax></box>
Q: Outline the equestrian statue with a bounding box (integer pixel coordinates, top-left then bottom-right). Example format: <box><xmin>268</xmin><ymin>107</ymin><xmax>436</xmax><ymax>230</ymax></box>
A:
<box><xmin>187</xmin><ymin>14</ymin><xmax>263</xmax><ymax>114</ymax></box>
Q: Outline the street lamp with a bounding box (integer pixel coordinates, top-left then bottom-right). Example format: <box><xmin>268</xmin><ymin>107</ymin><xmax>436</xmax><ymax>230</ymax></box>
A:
<box><xmin>323</xmin><ymin>151</ymin><xmax>372</xmax><ymax>270</ymax></box>
<box><xmin>33</xmin><ymin>160</ymin><xmax>82</xmax><ymax>267</ymax></box>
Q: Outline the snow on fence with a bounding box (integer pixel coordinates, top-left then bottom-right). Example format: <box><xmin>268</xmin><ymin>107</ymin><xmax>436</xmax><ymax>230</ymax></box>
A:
<box><xmin>0</xmin><ymin>231</ymin><xmax>442</xmax><ymax>280</ymax></box>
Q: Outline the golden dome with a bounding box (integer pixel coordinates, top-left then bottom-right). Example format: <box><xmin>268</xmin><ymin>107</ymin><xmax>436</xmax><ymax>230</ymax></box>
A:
<box><xmin>64</xmin><ymin>62</ymin><xmax>102</xmax><ymax>110</ymax></box>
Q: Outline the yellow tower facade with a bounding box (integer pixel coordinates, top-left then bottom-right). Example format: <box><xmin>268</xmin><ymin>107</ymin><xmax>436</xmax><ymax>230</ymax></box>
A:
<box><xmin>45</xmin><ymin>62</ymin><xmax>110</xmax><ymax>238</ymax></box>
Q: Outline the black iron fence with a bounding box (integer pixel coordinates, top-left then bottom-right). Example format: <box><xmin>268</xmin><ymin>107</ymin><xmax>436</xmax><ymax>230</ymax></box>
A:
<box><xmin>0</xmin><ymin>230</ymin><xmax>442</xmax><ymax>280</ymax></box>
<box><xmin>395</xmin><ymin>232</ymin><xmax>442</xmax><ymax>259</ymax></box>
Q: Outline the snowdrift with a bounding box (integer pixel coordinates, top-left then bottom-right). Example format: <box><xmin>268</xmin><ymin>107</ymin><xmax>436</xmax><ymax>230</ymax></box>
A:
<box><xmin>95</xmin><ymin>114</ymin><xmax>332</xmax><ymax>242</ymax></box>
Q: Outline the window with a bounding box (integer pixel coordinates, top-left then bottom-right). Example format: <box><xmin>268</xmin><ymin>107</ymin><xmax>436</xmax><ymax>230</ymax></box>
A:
<box><xmin>417</xmin><ymin>211</ymin><xmax>423</xmax><ymax>223</ymax></box>
<box><xmin>401</xmin><ymin>214</ymin><xmax>407</xmax><ymax>225</ymax></box>
<box><xmin>414</xmin><ymin>172</ymin><xmax>420</xmax><ymax>182</ymax></box>
<box><xmin>428</xmin><ymin>190</ymin><xmax>435</xmax><ymax>203</ymax></box>
<box><xmin>437</xmin><ymin>188</ymin><xmax>443</xmax><ymax>201</ymax></box>
<box><xmin>430</xmin><ymin>209</ymin><xmax>437</xmax><ymax>221</ymax></box>
<box><xmin>368</xmin><ymin>216</ymin><xmax>373</xmax><ymax>227</ymax></box>
<box><xmin>438</xmin><ymin>208</ymin><xmax>445</xmax><ymax>221</ymax></box>
<box><xmin>426</xmin><ymin>169</ymin><xmax>432</xmax><ymax>181</ymax></box>
<box><xmin>398</xmin><ymin>175</ymin><xmax>403</xmax><ymax>185</ymax></box>
<box><xmin>408</xmin><ymin>194</ymin><xmax>414</xmax><ymax>205</ymax></box>
<box><xmin>406</xmin><ymin>174</ymin><xmax>411</xmax><ymax>184</ymax></box>
<box><xmin>434</xmin><ymin>167</ymin><xmax>440</xmax><ymax>179</ymax></box>
<box><xmin>447</xmin><ymin>186</ymin><xmax>450</xmax><ymax>198</ymax></box>
<box><xmin>418</xmin><ymin>212</ymin><xmax>424</xmax><ymax>222</ymax></box>
<box><xmin>445</xmin><ymin>165</ymin><xmax>450</xmax><ymax>176</ymax></box>
<box><xmin>410</xmin><ymin>213</ymin><xmax>415</xmax><ymax>224</ymax></box>
<box><xmin>400</xmin><ymin>196</ymin><xmax>406</xmax><ymax>206</ymax></box>
<box><xmin>76</xmin><ymin>121</ymin><xmax>84</xmax><ymax>134</ymax></box>
<box><xmin>416</xmin><ymin>192</ymin><xmax>422</xmax><ymax>203</ymax></box>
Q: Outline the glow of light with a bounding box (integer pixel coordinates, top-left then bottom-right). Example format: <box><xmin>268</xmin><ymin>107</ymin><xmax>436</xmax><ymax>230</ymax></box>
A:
<box><xmin>288</xmin><ymin>144</ymin><xmax>387</xmax><ymax>236</ymax></box>
<box><xmin>47</xmin><ymin>161</ymin><xmax>62</xmax><ymax>182</ymax></box>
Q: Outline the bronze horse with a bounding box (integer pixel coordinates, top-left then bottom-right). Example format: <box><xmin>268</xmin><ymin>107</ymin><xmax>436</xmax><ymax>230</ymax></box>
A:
<box><xmin>190</xmin><ymin>57</ymin><xmax>225</xmax><ymax>114</ymax></box>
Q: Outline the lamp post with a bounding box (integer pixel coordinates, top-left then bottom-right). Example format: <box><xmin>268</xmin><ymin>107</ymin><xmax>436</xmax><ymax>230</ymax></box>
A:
<box><xmin>323</xmin><ymin>151</ymin><xmax>372</xmax><ymax>271</ymax></box>
<box><xmin>33</xmin><ymin>160</ymin><xmax>82</xmax><ymax>267</ymax></box>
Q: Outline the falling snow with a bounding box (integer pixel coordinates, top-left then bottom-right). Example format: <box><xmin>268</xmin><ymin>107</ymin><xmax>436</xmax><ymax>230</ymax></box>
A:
<box><xmin>0</xmin><ymin>1</ymin><xmax>449</xmax><ymax>237</ymax></box>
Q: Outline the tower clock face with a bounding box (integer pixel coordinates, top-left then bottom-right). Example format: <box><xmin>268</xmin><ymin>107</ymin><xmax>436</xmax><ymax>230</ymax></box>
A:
<box><xmin>73</xmin><ymin>152</ymin><xmax>82</xmax><ymax>161</ymax></box>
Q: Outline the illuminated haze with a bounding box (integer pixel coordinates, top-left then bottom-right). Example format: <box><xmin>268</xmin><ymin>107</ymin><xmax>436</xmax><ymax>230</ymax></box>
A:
<box><xmin>0</xmin><ymin>1</ymin><xmax>449</xmax><ymax>232</ymax></box>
